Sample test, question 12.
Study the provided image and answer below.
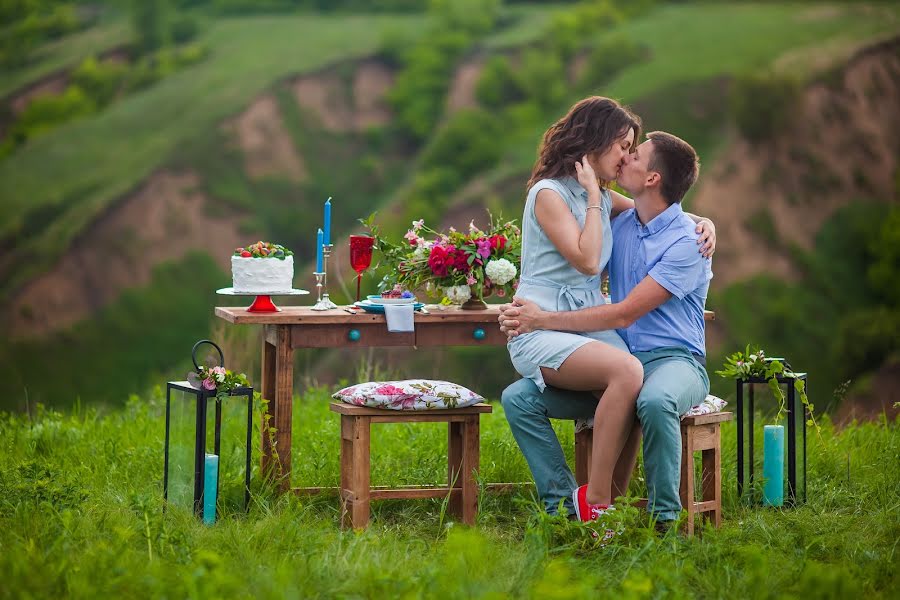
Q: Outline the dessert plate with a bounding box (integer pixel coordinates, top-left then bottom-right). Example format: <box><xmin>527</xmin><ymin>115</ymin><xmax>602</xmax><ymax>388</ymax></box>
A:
<box><xmin>366</xmin><ymin>295</ymin><xmax>417</xmax><ymax>305</ymax></box>
<box><xmin>355</xmin><ymin>300</ymin><xmax>424</xmax><ymax>313</ymax></box>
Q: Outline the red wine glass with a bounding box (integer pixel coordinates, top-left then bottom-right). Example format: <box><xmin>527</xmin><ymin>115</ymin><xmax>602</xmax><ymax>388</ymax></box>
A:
<box><xmin>349</xmin><ymin>235</ymin><xmax>375</xmax><ymax>303</ymax></box>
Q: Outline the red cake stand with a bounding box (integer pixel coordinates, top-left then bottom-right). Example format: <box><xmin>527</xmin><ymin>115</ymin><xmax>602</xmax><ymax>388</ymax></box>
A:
<box><xmin>216</xmin><ymin>287</ymin><xmax>310</xmax><ymax>312</ymax></box>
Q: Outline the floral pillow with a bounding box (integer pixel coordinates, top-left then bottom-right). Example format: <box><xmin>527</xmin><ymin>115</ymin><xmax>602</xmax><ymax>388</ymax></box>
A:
<box><xmin>682</xmin><ymin>394</ymin><xmax>728</xmax><ymax>417</ymax></box>
<box><xmin>333</xmin><ymin>379</ymin><xmax>484</xmax><ymax>410</ymax></box>
<box><xmin>575</xmin><ymin>395</ymin><xmax>728</xmax><ymax>433</ymax></box>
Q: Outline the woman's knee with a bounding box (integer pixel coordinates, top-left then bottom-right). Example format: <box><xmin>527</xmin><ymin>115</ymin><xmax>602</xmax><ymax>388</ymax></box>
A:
<box><xmin>614</xmin><ymin>355</ymin><xmax>644</xmax><ymax>397</ymax></box>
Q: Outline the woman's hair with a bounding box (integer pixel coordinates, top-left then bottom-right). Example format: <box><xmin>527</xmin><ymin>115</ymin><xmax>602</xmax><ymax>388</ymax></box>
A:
<box><xmin>527</xmin><ymin>96</ymin><xmax>641</xmax><ymax>190</ymax></box>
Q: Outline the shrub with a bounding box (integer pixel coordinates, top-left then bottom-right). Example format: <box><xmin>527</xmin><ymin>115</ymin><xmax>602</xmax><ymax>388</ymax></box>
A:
<box><xmin>420</xmin><ymin>108</ymin><xmax>503</xmax><ymax>179</ymax></box>
<box><xmin>517</xmin><ymin>48</ymin><xmax>566</xmax><ymax>110</ymax></box>
<box><xmin>542</xmin><ymin>0</ymin><xmax>623</xmax><ymax>61</ymax></box>
<box><xmin>579</xmin><ymin>35</ymin><xmax>648</xmax><ymax>90</ymax></box>
<box><xmin>174</xmin><ymin>43</ymin><xmax>209</xmax><ymax>68</ymax></box>
<box><xmin>71</xmin><ymin>56</ymin><xmax>128</xmax><ymax>107</ymax></box>
<box><xmin>171</xmin><ymin>15</ymin><xmax>201</xmax><ymax>45</ymax></box>
<box><xmin>387</xmin><ymin>31</ymin><xmax>469</xmax><ymax>141</ymax></box>
<box><xmin>131</xmin><ymin>0</ymin><xmax>170</xmax><ymax>54</ymax></box>
<box><xmin>12</xmin><ymin>86</ymin><xmax>96</xmax><ymax>142</ymax></box>
<box><xmin>475</xmin><ymin>55</ymin><xmax>526</xmax><ymax>110</ymax></box>
<box><xmin>730</xmin><ymin>71</ymin><xmax>801</xmax><ymax>144</ymax></box>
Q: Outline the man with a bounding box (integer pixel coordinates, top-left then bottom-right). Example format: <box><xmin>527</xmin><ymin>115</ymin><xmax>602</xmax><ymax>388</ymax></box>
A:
<box><xmin>499</xmin><ymin>131</ymin><xmax>713</xmax><ymax>526</ymax></box>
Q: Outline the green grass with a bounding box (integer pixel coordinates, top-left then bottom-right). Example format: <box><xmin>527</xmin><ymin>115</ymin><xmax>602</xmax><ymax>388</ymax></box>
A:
<box><xmin>1</xmin><ymin>390</ymin><xmax>897</xmax><ymax>597</ymax></box>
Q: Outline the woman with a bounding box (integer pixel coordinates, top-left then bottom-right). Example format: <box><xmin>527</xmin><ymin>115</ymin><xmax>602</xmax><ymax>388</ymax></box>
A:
<box><xmin>507</xmin><ymin>96</ymin><xmax>715</xmax><ymax>521</ymax></box>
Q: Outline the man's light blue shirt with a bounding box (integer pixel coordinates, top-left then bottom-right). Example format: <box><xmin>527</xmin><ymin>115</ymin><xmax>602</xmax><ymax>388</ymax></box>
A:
<box><xmin>609</xmin><ymin>203</ymin><xmax>712</xmax><ymax>357</ymax></box>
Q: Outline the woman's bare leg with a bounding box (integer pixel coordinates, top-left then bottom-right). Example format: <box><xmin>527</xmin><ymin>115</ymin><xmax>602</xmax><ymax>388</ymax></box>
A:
<box><xmin>612</xmin><ymin>421</ymin><xmax>642</xmax><ymax>499</ymax></box>
<box><xmin>540</xmin><ymin>342</ymin><xmax>643</xmax><ymax>506</ymax></box>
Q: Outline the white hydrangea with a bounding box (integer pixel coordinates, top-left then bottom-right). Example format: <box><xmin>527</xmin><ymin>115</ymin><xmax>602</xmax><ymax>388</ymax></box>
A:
<box><xmin>444</xmin><ymin>285</ymin><xmax>472</xmax><ymax>304</ymax></box>
<box><xmin>413</xmin><ymin>246</ymin><xmax>426</xmax><ymax>260</ymax></box>
<box><xmin>485</xmin><ymin>258</ymin><xmax>517</xmax><ymax>285</ymax></box>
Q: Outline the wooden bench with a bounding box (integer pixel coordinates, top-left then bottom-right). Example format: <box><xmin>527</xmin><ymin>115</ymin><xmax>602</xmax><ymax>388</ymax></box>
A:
<box><xmin>330</xmin><ymin>402</ymin><xmax>492</xmax><ymax>530</ymax></box>
<box><xmin>574</xmin><ymin>411</ymin><xmax>733</xmax><ymax>535</ymax></box>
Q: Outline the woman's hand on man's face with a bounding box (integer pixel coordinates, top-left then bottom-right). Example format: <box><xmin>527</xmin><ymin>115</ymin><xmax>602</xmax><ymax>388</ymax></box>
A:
<box><xmin>574</xmin><ymin>155</ymin><xmax>601</xmax><ymax>200</ymax></box>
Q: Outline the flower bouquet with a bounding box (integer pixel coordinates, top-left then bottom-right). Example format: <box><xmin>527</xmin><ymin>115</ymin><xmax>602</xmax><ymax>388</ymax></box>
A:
<box><xmin>364</xmin><ymin>213</ymin><xmax>521</xmax><ymax>308</ymax></box>
<box><xmin>187</xmin><ymin>364</ymin><xmax>251</xmax><ymax>402</ymax></box>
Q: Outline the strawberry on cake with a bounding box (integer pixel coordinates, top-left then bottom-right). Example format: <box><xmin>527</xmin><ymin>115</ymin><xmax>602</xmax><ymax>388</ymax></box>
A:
<box><xmin>232</xmin><ymin>242</ymin><xmax>294</xmax><ymax>293</ymax></box>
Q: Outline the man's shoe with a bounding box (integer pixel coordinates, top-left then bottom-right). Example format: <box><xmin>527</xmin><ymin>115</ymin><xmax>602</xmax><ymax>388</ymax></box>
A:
<box><xmin>654</xmin><ymin>519</ymin><xmax>678</xmax><ymax>536</ymax></box>
<box><xmin>572</xmin><ymin>484</ymin><xmax>614</xmax><ymax>522</ymax></box>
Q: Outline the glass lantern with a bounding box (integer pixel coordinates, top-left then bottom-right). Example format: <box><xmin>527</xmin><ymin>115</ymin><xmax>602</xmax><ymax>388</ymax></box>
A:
<box><xmin>163</xmin><ymin>340</ymin><xmax>253</xmax><ymax>522</ymax></box>
<box><xmin>736</xmin><ymin>358</ymin><xmax>808</xmax><ymax>505</ymax></box>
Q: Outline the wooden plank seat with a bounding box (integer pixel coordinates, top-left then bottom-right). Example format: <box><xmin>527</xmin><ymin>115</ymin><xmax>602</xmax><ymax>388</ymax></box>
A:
<box><xmin>574</xmin><ymin>411</ymin><xmax>733</xmax><ymax>535</ymax></box>
<box><xmin>329</xmin><ymin>402</ymin><xmax>492</xmax><ymax>530</ymax></box>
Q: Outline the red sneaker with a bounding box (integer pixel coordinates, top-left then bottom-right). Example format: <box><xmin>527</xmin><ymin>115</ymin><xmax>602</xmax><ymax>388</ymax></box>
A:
<box><xmin>572</xmin><ymin>484</ymin><xmax>613</xmax><ymax>522</ymax></box>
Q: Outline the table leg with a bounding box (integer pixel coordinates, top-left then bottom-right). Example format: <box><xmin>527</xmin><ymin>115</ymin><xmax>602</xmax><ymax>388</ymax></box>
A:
<box><xmin>448</xmin><ymin>421</ymin><xmax>463</xmax><ymax>518</ymax></box>
<box><xmin>260</xmin><ymin>329</ymin><xmax>276</xmax><ymax>480</ymax></box>
<box><xmin>260</xmin><ymin>325</ymin><xmax>294</xmax><ymax>491</ymax></box>
<box><xmin>273</xmin><ymin>325</ymin><xmax>293</xmax><ymax>493</ymax></box>
<box><xmin>461</xmin><ymin>416</ymin><xmax>480</xmax><ymax>525</ymax></box>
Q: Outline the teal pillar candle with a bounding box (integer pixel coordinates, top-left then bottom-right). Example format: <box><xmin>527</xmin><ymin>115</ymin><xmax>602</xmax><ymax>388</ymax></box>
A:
<box><xmin>203</xmin><ymin>453</ymin><xmax>219</xmax><ymax>524</ymax></box>
<box><xmin>762</xmin><ymin>425</ymin><xmax>784</xmax><ymax>507</ymax></box>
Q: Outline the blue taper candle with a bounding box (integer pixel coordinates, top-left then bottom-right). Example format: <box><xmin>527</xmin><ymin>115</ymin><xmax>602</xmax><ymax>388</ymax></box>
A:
<box><xmin>763</xmin><ymin>425</ymin><xmax>784</xmax><ymax>507</ymax></box>
<box><xmin>316</xmin><ymin>228</ymin><xmax>324</xmax><ymax>272</ymax></box>
<box><xmin>323</xmin><ymin>197</ymin><xmax>332</xmax><ymax>246</ymax></box>
<box><xmin>203</xmin><ymin>453</ymin><xmax>219</xmax><ymax>524</ymax></box>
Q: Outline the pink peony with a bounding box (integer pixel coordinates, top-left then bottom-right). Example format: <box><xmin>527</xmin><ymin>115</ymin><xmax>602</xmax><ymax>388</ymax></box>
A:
<box><xmin>202</xmin><ymin>378</ymin><xmax>216</xmax><ymax>391</ymax></box>
<box><xmin>390</xmin><ymin>394</ymin><xmax>419</xmax><ymax>409</ymax></box>
<box><xmin>374</xmin><ymin>383</ymin><xmax>406</xmax><ymax>396</ymax></box>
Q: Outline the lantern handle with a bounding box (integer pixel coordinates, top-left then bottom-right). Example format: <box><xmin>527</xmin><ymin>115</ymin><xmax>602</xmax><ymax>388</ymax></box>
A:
<box><xmin>192</xmin><ymin>339</ymin><xmax>225</xmax><ymax>370</ymax></box>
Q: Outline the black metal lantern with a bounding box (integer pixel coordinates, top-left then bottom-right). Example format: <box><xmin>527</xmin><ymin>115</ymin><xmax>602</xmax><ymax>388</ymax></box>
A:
<box><xmin>164</xmin><ymin>340</ymin><xmax>253</xmax><ymax>521</ymax></box>
<box><xmin>736</xmin><ymin>358</ymin><xmax>808</xmax><ymax>505</ymax></box>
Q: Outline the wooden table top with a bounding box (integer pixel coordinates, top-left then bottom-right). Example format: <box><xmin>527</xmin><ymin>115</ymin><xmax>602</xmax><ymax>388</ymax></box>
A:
<box><xmin>215</xmin><ymin>305</ymin><xmax>715</xmax><ymax>325</ymax></box>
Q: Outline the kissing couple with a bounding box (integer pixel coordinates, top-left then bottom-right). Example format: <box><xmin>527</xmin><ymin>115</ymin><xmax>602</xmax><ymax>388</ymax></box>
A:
<box><xmin>497</xmin><ymin>96</ymin><xmax>716</xmax><ymax>531</ymax></box>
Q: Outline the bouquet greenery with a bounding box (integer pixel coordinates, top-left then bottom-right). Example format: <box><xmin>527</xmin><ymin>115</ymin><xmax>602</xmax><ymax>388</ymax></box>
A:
<box><xmin>188</xmin><ymin>365</ymin><xmax>250</xmax><ymax>401</ymax></box>
<box><xmin>363</xmin><ymin>213</ymin><xmax>521</xmax><ymax>305</ymax></box>
<box><xmin>716</xmin><ymin>344</ymin><xmax>816</xmax><ymax>427</ymax></box>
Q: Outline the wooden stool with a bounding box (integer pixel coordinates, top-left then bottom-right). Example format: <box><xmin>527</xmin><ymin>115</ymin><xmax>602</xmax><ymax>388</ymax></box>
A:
<box><xmin>575</xmin><ymin>411</ymin><xmax>733</xmax><ymax>535</ymax></box>
<box><xmin>330</xmin><ymin>402</ymin><xmax>492</xmax><ymax>529</ymax></box>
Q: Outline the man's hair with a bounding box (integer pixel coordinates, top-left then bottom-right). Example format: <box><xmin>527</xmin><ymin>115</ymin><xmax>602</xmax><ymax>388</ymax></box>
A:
<box><xmin>646</xmin><ymin>131</ymin><xmax>700</xmax><ymax>205</ymax></box>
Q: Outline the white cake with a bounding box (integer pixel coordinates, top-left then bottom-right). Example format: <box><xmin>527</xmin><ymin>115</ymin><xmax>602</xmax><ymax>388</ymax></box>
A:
<box><xmin>231</xmin><ymin>255</ymin><xmax>294</xmax><ymax>293</ymax></box>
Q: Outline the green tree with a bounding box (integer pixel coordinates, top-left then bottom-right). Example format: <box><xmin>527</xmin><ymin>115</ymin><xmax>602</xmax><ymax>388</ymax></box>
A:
<box><xmin>131</xmin><ymin>0</ymin><xmax>170</xmax><ymax>54</ymax></box>
<box><xmin>730</xmin><ymin>71</ymin><xmax>800</xmax><ymax>144</ymax></box>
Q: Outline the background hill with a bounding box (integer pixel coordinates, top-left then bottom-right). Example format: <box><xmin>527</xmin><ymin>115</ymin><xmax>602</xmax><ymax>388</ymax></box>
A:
<box><xmin>0</xmin><ymin>0</ymin><xmax>898</xmax><ymax>418</ymax></box>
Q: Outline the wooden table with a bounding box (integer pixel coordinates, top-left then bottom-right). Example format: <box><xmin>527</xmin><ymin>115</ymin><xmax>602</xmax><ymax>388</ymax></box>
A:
<box><xmin>214</xmin><ymin>305</ymin><xmax>715</xmax><ymax>493</ymax></box>
<box><xmin>215</xmin><ymin>305</ymin><xmax>507</xmax><ymax>492</ymax></box>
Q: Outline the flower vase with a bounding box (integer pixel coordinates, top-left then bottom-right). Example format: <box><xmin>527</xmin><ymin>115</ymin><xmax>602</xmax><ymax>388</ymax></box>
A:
<box><xmin>461</xmin><ymin>297</ymin><xmax>488</xmax><ymax>310</ymax></box>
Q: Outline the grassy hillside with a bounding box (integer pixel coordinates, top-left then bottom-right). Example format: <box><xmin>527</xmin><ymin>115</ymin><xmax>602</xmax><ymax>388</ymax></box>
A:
<box><xmin>1</xmin><ymin>391</ymin><xmax>897</xmax><ymax>597</ymax></box>
<box><xmin>0</xmin><ymin>12</ymin><xmax>428</xmax><ymax>294</ymax></box>
<box><xmin>1</xmin><ymin>2</ymin><xmax>898</xmax><ymax>411</ymax></box>
<box><xmin>504</xmin><ymin>2</ymin><xmax>900</xmax><ymax>171</ymax></box>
